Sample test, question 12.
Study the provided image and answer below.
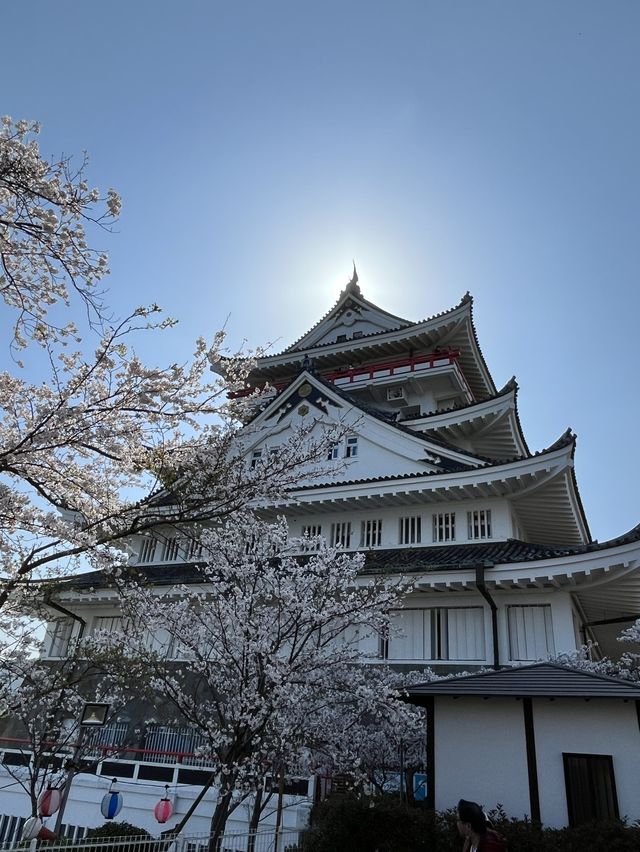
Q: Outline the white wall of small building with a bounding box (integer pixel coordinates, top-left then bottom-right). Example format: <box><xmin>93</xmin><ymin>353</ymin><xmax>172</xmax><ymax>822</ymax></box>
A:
<box><xmin>431</xmin><ymin>695</ymin><xmax>640</xmax><ymax>827</ymax></box>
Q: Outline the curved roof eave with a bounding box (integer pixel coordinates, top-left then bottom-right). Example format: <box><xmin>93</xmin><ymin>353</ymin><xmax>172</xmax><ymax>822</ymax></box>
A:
<box><xmin>405</xmin><ymin>377</ymin><xmax>530</xmax><ymax>460</ymax></box>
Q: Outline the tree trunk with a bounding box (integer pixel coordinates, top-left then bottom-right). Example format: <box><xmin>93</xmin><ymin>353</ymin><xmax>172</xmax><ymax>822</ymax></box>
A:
<box><xmin>207</xmin><ymin>787</ymin><xmax>234</xmax><ymax>852</ymax></box>
<box><xmin>247</xmin><ymin>786</ymin><xmax>263</xmax><ymax>852</ymax></box>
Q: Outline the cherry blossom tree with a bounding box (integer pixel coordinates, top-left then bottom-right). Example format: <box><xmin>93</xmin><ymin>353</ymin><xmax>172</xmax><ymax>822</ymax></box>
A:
<box><xmin>0</xmin><ymin>630</ymin><xmax>128</xmax><ymax>819</ymax></box>
<box><xmin>103</xmin><ymin>514</ymin><xmax>413</xmax><ymax>846</ymax></box>
<box><xmin>0</xmin><ymin>118</ymin><xmax>337</xmax><ymax>619</ymax></box>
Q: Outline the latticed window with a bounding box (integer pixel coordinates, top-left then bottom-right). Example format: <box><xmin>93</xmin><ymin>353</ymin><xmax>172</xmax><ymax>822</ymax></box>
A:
<box><xmin>467</xmin><ymin>509</ymin><xmax>492</xmax><ymax>540</ymax></box>
<box><xmin>139</xmin><ymin>536</ymin><xmax>157</xmax><ymax>563</ymax></box>
<box><xmin>330</xmin><ymin>521</ymin><xmax>352</xmax><ymax>548</ymax></box>
<box><xmin>399</xmin><ymin>515</ymin><xmax>422</xmax><ymax>544</ymax></box>
<box><xmin>432</xmin><ymin>512</ymin><xmax>455</xmax><ymax>542</ymax></box>
<box><xmin>93</xmin><ymin>616</ymin><xmax>125</xmax><ymax>634</ymax></box>
<box><xmin>507</xmin><ymin>605</ymin><xmax>555</xmax><ymax>660</ymax></box>
<box><xmin>250</xmin><ymin>450</ymin><xmax>263</xmax><ymax>469</ymax></box>
<box><xmin>301</xmin><ymin>525</ymin><xmax>323</xmax><ymax>549</ymax></box>
<box><xmin>161</xmin><ymin>536</ymin><xmax>181</xmax><ymax>562</ymax></box>
<box><xmin>385</xmin><ymin>607</ymin><xmax>485</xmax><ymax>661</ymax></box>
<box><xmin>360</xmin><ymin>519</ymin><xmax>382</xmax><ymax>548</ymax></box>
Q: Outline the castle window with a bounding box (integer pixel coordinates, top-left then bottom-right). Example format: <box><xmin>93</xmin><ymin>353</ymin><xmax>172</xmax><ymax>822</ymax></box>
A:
<box><xmin>467</xmin><ymin>509</ymin><xmax>492</xmax><ymax>540</ymax></box>
<box><xmin>93</xmin><ymin>616</ymin><xmax>125</xmax><ymax>635</ymax></box>
<box><xmin>432</xmin><ymin>512</ymin><xmax>455</xmax><ymax>542</ymax></box>
<box><xmin>345</xmin><ymin>436</ymin><xmax>358</xmax><ymax>458</ymax></box>
<box><xmin>330</xmin><ymin>521</ymin><xmax>352</xmax><ymax>549</ymax></box>
<box><xmin>327</xmin><ymin>443</ymin><xmax>339</xmax><ymax>461</ymax></box>
<box><xmin>399</xmin><ymin>516</ymin><xmax>422</xmax><ymax>545</ymax></box>
<box><xmin>386</xmin><ymin>607</ymin><xmax>485</xmax><ymax>661</ymax></box>
<box><xmin>161</xmin><ymin>535</ymin><xmax>181</xmax><ymax>562</ymax></box>
<box><xmin>45</xmin><ymin>619</ymin><xmax>73</xmax><ymax>658</ymax></box>
<box><xmin>352</xmin><ymin>331</ymin><xmax>363</xmax><ymax>339</ymax></box>
<box><xmin>336</xmin><ymin>334</ymin><xmax>347</xmax><ymax>343</ymax></box>
<box><xmin>139</xmin><ymin>536</ymin><xmax>158</xmax><ymax>564</ymax></box>
<box><xmin>301</xmin><ymin>524</ymin><xmax>323</xmax><ymax>549</ymax></box>
<box><xmin>360</xmin><ymin>519</ymin><xmax>382</xmax><ymax>548</ymax></box>
<box><xmin>250</xmin><ymin>450</ymin><xmax>263</xmax><ymax>469</ymax></box>
<box><xmin>507</xmin><ymin>605</ymin><xmax>555</xmax><ymax>661</ymax></box>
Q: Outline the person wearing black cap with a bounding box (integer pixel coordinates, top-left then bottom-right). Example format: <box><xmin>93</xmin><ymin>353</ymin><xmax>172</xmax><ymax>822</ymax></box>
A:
<box><xmin>456</xmin><ymin>799</ymin><xmax>508</xmax><ymax>851</ymax></box>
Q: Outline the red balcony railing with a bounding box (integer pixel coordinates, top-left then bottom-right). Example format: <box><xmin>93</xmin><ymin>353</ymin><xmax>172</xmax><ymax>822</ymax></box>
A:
<box><xmin>228</xmin><ymin>348</ymin><xmax>460</xmax><ymax>399</ymax></box>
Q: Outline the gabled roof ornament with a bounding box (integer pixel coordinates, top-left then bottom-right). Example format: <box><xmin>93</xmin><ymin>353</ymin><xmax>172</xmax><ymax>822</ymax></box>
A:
<box><xmin>345</xmin><ymin>261</ymin><xmax>362</xmax><ymax>297</ymax></box>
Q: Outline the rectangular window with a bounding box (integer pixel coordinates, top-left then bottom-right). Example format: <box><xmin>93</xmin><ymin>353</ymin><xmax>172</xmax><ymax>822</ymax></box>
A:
<box><xmin>327</xmin><ymin>443</ymin><xmax>339</xmax><ymax>461</ymax></box>
<box><xmin>399</xmin><ymin>516</ymin><xmax>422</xmax><ymax>544</ymax></box>
<box><xmin>507</xmin><ymin>605</ymin><xmax>555</xmax><ymax>661</ymax></box>
<box><xmin>432</xmin><ymin>512</ymin><xmax>455</xmax><ymax>542</ymax></box>
<box><xmin>301</xmin><ymin>524</ymin><xmax>322</xmax><ymax>549</ymax></box>
<box><xmin>93</xmin><ymin>616</ymin><xmax>124</xmax><ymax>634</ymax></box>
<box><xmin>188</xmin><ymin>538</ymin><xmax>203</xmax><ymax>560</ymax></box>
<box><xmin>563</xmin><ymin>754</ymin><xmax>619</xmax><ymax>826</ymax></box>
<box><xmin>467</xmin><ymin>509</ymin><xmax>492</xmax><ymax>540</ymax></box>
<box><xmin>139</xmin><ymin>536</ymin><xmax>157</xmax><ymax>563</ymax></box>
<box><xmin>345</xmin><ymin>436</ymin><xmax>358</xmax><ymax>458</ymax></box>
<box><xmin>352</xmin><ymin>331</ymin><xmax>363</xmax><ymax>339</ymax></box>
<box><xmin>330</xmin><ymin>522</ymin><xmax>352</xmax><ymax>549</ymax></box>
<box><xmin>250</xmin><ymin>450</ymin><xmax>263</xmax><ymax>469</ymax></box>
<box><xmin>386</xmin><ymin>608</ymin><xmax>485</xmax><ymax>661</ymax></box>
<box><xmin>161</xmin><ymin>535</ymin><xmax>181</xmax><ymax>562</ymax></box>
<box><xmin>336</xmin><ymin>334</ymin><xmax>347</xmax><ymax>343</ymax></box>
<box><xmin>360</xmin><ymin>519</ymin><xmax>382</xmax><ymax>548</ymax></box>
<box><xmin>46</xmin><ymin>619</ymin><xmax>73</xmax><ymax>658</ymax></box>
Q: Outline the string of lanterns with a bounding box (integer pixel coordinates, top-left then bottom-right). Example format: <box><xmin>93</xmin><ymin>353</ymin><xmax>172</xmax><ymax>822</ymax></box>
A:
<box><xmin>21</xmin><ymin>779</ymin><xmax>174</xmax><ymax>840</ymax></box>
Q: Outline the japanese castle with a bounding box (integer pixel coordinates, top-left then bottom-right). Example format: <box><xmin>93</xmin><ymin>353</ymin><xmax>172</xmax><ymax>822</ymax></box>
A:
<box><xmin>213</xmin><ymin>268</ymin><xmax>640</xmax><ymax>670</ymax></box>
<box><xmin>5</xmin><ymin>269</ymin><xmax>638</xmax><ymax>841</ymax></box>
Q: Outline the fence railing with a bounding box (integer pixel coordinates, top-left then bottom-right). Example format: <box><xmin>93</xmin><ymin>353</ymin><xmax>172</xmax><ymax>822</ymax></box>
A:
<box><xmin>0</xmin><ymin>828</ymin><xmax>302</xmax><ymax>852</ymax></box>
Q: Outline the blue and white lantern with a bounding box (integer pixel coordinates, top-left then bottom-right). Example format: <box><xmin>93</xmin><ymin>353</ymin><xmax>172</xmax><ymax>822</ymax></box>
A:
<box><xmin>101</xmin><ymin>778</ymin><xmax>123</xmax><ymax>820</ymax></box>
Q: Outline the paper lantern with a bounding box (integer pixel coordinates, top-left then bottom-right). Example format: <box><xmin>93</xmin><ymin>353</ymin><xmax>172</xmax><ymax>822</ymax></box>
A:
<box><xmin>38</xmin><ymin>786</ymin><xmax>62</xmax><ymax>817</ymax></box>
<box><xmin>101</xmin><ymin>778</ymin><xmax>123</xmax><ymax>820</ymax></box>
<box><xmin>21</xmin><ymin>817</ymin><xmax>43</xmax><ymax>841</ymax></box>
<box><xmin>154</xmin><ymin>786</ymin><xmax>173</xmax><ymax>824</ymax></box>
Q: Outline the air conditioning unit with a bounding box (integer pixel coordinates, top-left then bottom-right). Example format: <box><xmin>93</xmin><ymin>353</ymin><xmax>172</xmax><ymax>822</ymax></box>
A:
<box><xmin>386</xmin><ymin>386</ymin><xmax>410</xmax><ymax>407</ymax></box>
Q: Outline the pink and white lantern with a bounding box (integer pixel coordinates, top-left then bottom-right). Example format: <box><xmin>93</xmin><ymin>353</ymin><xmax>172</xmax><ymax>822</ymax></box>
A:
<box><xmin>154</xmin><ymin>785</ymin><xmax>173</xmax><ymax>824</ymax></box>
<box><xmin>38</xmin><ymin>786</ymin><xmax>62</xmax><ymax>817</ymax></box>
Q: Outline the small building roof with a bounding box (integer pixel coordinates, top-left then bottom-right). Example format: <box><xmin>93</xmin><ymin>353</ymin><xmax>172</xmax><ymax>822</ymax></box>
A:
<box><xmin>406</xmin><ymin>661</ymin><xmax>640</xmax><ymax>700</ymax></box>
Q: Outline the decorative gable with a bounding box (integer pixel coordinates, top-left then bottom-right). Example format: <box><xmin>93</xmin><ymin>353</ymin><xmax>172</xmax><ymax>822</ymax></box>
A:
<box><xmin>284</xmin><ymin>267</ymin><xmax>411</xmax><ymax>352</ymax></box>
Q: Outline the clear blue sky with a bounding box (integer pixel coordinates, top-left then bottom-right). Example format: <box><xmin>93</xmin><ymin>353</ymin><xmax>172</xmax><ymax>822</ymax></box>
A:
<box><xmin>3</xmin><ymin>1</ymin><xmax>639</xmax><ymax>541</ymax></box>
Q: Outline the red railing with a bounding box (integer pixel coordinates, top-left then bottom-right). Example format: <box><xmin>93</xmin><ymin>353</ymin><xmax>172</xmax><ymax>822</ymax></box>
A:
<box><xmin>0</xmin><ymin>736</ymin><xmax>209</xmax><ymax>766</ymax></box>
<box><xmin>228</xmin><ymin>348</ymin><xmax>460</xmax><ymax>399</ymax></box>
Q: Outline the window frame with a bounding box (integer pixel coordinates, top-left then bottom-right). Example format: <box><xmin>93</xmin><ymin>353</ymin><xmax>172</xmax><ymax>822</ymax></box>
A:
<box><xmin>345</xmin><ymin>436</ymin><xmax>358</xmax><ymax>458</ymax></box>
<box><xmin>432</xmin><ymin>512</ymin><xmax>456</xmax><ymax>542</ymax></box>
<box><xmin>563</xmin><ymin>752</ymin><xmax>619</xmax><ymax>826</ymax></box>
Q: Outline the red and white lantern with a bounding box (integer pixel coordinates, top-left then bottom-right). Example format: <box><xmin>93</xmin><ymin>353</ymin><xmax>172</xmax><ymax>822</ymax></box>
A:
<box><xmin>154</xmin><ymin>785</ymin><xmax>173</xmax><ymax>824</ymax></box>
<box><xmin>38</xmin><ymin>786</ymin><xmax>62</xmax><ymax>817</ymax></box>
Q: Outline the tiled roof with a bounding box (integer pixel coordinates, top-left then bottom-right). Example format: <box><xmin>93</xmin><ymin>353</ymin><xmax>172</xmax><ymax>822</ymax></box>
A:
<box><xmin>273</xmin><ymin>289</ymin><xmax>456</xmax><ymax>358</ymax></box>
<box><xmin>286</xmin><ymin>428</ymin><xmax>576</xmax><ymax>493</ymax></box>
<box><xmin>406</xmin><ymin>662</ymin><xmax>640</xmax><ymax>699</ymax></box>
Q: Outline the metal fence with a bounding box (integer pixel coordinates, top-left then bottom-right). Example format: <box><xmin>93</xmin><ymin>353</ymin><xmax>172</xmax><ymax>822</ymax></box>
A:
<box><xmin>0</xmin><ymin>828</ymin><xmax>302</xmax><ymax>852</ymax></box>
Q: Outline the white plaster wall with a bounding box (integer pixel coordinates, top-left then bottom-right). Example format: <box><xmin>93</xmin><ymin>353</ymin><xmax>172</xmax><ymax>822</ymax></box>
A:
<box><xmin>433</xmin><ymin>696</ymin><xmax>530</xmax><ymax>817</ymax></box>
<box><xmin>532</xmin><ymin>698</ymin><xmax>640</xmax><ymax>827</ymax></box>
<box><xmin>285</xmin><ymin>498</ymin><xmax>510</xmax><ymax>551</ymax></box>
<box><xmin>0</xmin><ymin>768</ymin><xmax>309</xmax><ymax>838</ymax></box>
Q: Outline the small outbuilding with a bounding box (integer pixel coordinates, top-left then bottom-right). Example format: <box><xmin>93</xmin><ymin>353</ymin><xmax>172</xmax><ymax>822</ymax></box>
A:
<box><xmin>406</xmin><ymin>662</ymin><xmax>640</xmax><ymax>827</ymax></box>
